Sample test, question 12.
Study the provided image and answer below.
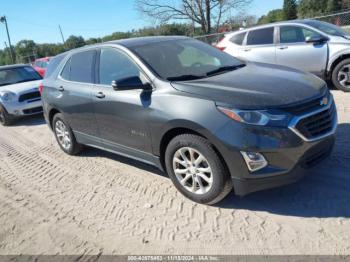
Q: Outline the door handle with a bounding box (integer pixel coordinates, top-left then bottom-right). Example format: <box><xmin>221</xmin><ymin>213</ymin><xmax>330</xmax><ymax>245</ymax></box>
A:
<box><xmin>278</xmin><ymin>46</ymin><xmax>288</xmax><ymax>50</ymax></box>
<box><xmin>95</xmin><ymin>92</ymin><xmax>106</xmax><ymax>99</ymax></box>
<box><xmin>243</xmin><ymin>48</ymin><xmax>251</xmax><ymax>52</ymax></box>
<box><xmin>58</xmin><ymin>86</ymin><xmax>64</xmax><ymax>92</ymax></box>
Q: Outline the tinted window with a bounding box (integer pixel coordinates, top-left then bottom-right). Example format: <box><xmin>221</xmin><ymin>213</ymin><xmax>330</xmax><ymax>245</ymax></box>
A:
<box><xmin>303</xmin><ymin>20</ymin><xmax>348</xmax><ymax>37</ymax></box>
<box><xmin>280</xmin><ymin>26</ymin><xmax>321</xmax><ymax>43</ymax></box>
<box><xmin>247</xmin><ymin>27</ymin><xmax>274</xmax><ymax>45</ymax></box>
<box><xmin>230</xmin><ymin>32</ymin><xmax>246</xmax><ymax>45</ymax></box>
<box><xmin>45</xmin><ymin>55</ymin><xmax>65</xmax><ymax>78</ymax></box>
<box><xmin>99</xmin><ymin>48</ymin><xmax>140</xmax><ymax>85</ymax></box>
<box><xmin>131</xmin><ymin>39</ymin><xmax>243</xmax><ymax>80</ymax></box>
<box><xmin>0</xmin><ymin>66</ymin><xmax>42</xmax><ymax>87</ymax></box>
<box><xmin>69</xmin><ymin>50</ymin><xmax>95</xmax><ymax>83</ymax></box>
<box><xmin>60</xmin><ymin>58</ymin><xmax>71</xmax><ymax>80</ymax></box>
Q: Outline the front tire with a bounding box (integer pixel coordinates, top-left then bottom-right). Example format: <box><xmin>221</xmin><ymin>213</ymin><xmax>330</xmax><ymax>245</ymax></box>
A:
<box><xmin>52</xmin><ymin>113</ymin><xmax>83</xmax><ymax>155</ymax></box>
<box><xmin>0</xmin><ymin>104</ymin><xmax>13</xmax><ymax>126</ymax></box>
<box><xmin>165</xmin><ymin>134</ymin><xmax>232</xmax><ymax>205</ymax></box>
<box><xmin>332</xmin><ymin>58</ymin><xmax>350</xmax><ymax>92</ymax></box>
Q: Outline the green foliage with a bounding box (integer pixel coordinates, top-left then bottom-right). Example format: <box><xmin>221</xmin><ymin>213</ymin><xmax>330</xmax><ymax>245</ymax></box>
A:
<box><xmin>283</xmin><ymin>0</ymin><xmax>298</xmax><ymax>20</ymax></box>
<box><xmin>297</xmin><ymin>0</ymin><xmax>328</xmax><ymax>18</ymax></box>
<box><xmin>257</xmin><ymin>9</ymin><xmax>284</xmax><ymax>24</ymax></box>
<box><xmin>326</xmin><ymin>0</ymin><xmax>343</xmax><ymax>13</ymax></box>
<box><xmin>0</xmin><ymin>23</ymin><xmax>193</xmax><ymax>66</ymax></box>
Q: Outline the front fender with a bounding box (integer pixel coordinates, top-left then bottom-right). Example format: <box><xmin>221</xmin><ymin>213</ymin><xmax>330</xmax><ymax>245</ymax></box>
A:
<box><xmin>327</xmin><ymin>48</ymin><xmax>350</xmax><ymax>72</ymax></box>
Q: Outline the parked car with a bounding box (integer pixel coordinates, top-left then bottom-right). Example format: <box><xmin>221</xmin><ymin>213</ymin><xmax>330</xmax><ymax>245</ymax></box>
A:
<box><xmin>217</xmin><ymin>19</ymin><xmax>350</xmax><ymax>92</ymax></box>
<box><xmin>32</xmin><ymin>57</ymin><xmax>51</xmax><ymax>77</ymax></box>
<box><xmin>0</xmin><ymin>64</ymin><xmax>43</xmax><ymax>126</ymax></box>
<box><xmin>42</xmin><ymin>36</ymin><xmax>337</xmax><ymax>205</ymax></box>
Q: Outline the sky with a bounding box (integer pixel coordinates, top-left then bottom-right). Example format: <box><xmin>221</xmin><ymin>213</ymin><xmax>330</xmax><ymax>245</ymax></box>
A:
<box><xmin>0</xmin><ymin>0</ymin><xmax>283</xmax><ymax>49</ymax></box>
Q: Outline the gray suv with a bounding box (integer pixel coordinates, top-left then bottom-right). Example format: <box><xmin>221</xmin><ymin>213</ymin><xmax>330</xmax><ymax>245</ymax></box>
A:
<box><xmin>42</xmin><ymin>36</ymin><xmax>337</xmax><ymax>205</ymax></box>
<box><xmin>217</xmin><ymin>20</ymin><xmax>350</xmax><ymax>92</ymax></box>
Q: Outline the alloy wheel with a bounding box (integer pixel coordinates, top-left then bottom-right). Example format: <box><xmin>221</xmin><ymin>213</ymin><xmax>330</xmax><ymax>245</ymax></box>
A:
<box><xmin>337</xmin><ymin>64</ymin><xmax>350</xmax><ymax>89</ymax></box>
<box><xmin>172</xmin><ymin>147</ymin><xmax>213</xmax><ymax>195</ymax></box>
<box><xmin>55</xmin><ymin>120</ymin><xmax>72</xmax><ymax>150</ymax></box>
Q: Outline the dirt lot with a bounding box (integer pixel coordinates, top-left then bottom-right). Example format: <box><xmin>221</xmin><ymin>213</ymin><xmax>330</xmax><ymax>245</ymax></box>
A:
<box><xmin>0</xmin><ymin>90</ymin><xmax>349</xmax><ymax>255</ymax></box>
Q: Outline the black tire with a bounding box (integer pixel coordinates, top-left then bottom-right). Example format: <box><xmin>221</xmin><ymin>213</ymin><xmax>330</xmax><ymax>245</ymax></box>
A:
<box><xmin>52</xmin><ymin>113</ymin><xmax>83</xmax><ymax>155</ymax></box>
<box><xmin>0</xmin><ymin>104</ymin><xmax>14</xmax><ymax>126</ymax></box>
<box><xmin>332</xmin><ymin>58</ymin><xmax>350</xmax><ymax>92</ymax></box>
<box><xmin>165</xmin><ymin>134</ymin><xmax>232</xmax><ymax>205</ymax></box>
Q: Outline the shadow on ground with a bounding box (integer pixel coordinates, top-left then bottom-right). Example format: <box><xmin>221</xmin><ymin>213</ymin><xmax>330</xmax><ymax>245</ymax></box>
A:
<box><xmin>11</xmin><ymin>114</ymin><xmax>46</xmax><ymax>127</ymax></box>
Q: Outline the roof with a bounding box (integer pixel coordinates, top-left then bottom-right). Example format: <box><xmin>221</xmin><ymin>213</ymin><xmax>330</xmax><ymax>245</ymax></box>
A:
<box><xmin>35</xmin><ymin>57</ymin><xmax>51</xmax><ymax>61</ymax></box>
<box><xmin>108</xmin><ymin>35</ymin><xmax>190</xmax><ymax>47</ymax></box>
<box><xmin>0</xmin><ymin>64</ymin><xmax>29</xmax><ymax>70</ymax></box>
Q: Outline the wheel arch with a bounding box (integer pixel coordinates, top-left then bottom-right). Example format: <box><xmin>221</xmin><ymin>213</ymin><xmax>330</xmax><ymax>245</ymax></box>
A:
<box><xmin>328</xmin><ymin>53</ymin><xmax>350</xmax><ymax>78</ymax></box>
<box><xmin>48</xmin><ymin>108</ymin><xmax>61</xmax><ymax>129</ymax></box>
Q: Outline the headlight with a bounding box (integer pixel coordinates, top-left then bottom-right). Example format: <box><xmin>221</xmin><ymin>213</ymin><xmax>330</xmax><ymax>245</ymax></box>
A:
<box><xmin>218</xmin><ymin>106</ymin><xmax>288</xmax><ymax>126</ymax></box>
<box><xmin>0</xmin><ymin>91</ymin><xmax>16</xmax><ymax>102</ymax></box>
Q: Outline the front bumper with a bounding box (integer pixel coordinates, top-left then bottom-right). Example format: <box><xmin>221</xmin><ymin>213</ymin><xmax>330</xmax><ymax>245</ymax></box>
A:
<box><xmin>3</xmin><ymin>99</ymin><xmax>43</xmax><ymax>116</ymax></box>
<box><xmin>231</xmin><ymin>135</ymin><xmax>335</xmax><ymax>196</ymax></box>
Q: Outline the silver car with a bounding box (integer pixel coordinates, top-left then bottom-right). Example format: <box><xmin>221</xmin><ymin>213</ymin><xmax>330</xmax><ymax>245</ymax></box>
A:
<box><xmin>0</xmin><ymin>64</ymin><xmax>43</xmax><ymax>126</ymax></box>
<box><xmin>217</xmin><ymin>19</ymin><xmax>350</xmax><ymax>92</ymax></box>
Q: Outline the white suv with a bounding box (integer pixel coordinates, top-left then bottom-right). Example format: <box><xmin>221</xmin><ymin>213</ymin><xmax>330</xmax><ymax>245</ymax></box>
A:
<box><xmin>217</xmin><ymin>19</ymin><xmax>350</xmax><ymax>92</ymax></box>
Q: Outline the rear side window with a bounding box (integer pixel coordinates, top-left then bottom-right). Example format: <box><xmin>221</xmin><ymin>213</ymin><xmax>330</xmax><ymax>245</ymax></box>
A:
<box><xmin>67</xmin><ymin>50</ymin><xmax>95</xmax><ymax>83</ymax></box>
<box><xmin>45</xmin><ymin>55</ymin><xmax>65</xmax><ymax>78</ymax></box>
<box><xmin>60</xmin><ymin>58</ymin><xmax>71</xmax><ymax>80</ymax></box>
<box><xmin>247</xmin><ymin>27</ymin><xmax>274</xmax><ymax>45</ymax></box>
<box><xmin>230</xmin><ymin>32</ymin><xmax>246</xmax><ymax>45</ymax></box>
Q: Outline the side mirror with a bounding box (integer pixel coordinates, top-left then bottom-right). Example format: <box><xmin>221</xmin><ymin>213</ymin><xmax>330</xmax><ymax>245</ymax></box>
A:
<box><xmin>305</xmin><ymin>35</ymin><xmax>328</xmax><ymax>44</ymax></box>
<box><xmin>111</xmin><ymin>76</ymin><xmax>151</xmax><ymax>91</ymax></box>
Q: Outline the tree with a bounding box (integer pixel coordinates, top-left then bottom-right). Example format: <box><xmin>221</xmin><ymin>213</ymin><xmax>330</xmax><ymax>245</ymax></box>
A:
<box><xmin>257</xmin><ymin>9</ymin><xmax>284</xmax><ymax>24</ymax></box>
<box><xmin>135</xmin><ymin>0</ymin><xmax>252</xmax><ymax>34</ymax></box>
<box><xmin>283</xmin><ymin>0</ymin><xmax>297</xmax><ymax>20</ymax></box>
<box><xmin>298</xmin><ymin>0</ymin><xmax>328</xmax><ymax>18</ymax></box>
<box><xmin>65</xmin><ymin>35</ymin><xmax>86</xmax><ymax>50</ymax></box>
<box><xmin>15</xmin><ymin>40</ymin><xmax>38</xmax><ymax>63</ymax></box>
<box><xmin>326</xmin><ymin>0</ymin><xmax>343</xmax><ymax>13</ymax></box>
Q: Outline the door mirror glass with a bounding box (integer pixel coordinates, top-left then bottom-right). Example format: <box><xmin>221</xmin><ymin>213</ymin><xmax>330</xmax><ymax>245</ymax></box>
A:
<box><xmin>112</xmin><ymin>76</ymin><xmax>150</xmax><ymax>90</ymax></box>
<box><xmin>305</xmin><ymin>35</ymin><xmax>328</xmax><ymax>44</ymax></box>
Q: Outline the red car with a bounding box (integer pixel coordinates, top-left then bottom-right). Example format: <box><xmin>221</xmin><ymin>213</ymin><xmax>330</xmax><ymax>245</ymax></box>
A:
<box><xmin>32</xmin><ymin>57</ymin><xmax>51</xmax><ymax>77</ymax></box>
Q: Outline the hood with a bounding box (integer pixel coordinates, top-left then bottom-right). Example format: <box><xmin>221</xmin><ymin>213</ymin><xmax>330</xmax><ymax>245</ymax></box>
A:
<box><xmin>0</xmin><ymin>80</ymin><xmax>42</xmax><ymax>94</ymax></box>
<box><xmin>329</xmin><ymin>35</ymin><xmax>350</xmax><ymax>44</ymax></box>
<box><xmin>171</xmin><ymin>62</ymin><xmax>326</xmax><ymax>109</ymax></box>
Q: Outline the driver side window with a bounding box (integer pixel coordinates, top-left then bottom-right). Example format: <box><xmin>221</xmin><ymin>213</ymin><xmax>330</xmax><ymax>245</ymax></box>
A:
<box><xmin>98</xmin><ymin>48</ymin><xmax>140</xmax><ymax>85</ymax></box>
<box><xmin>280</xmin><ymin>26</ymin><xmax>321</xmax><ymax>44</ymax></box>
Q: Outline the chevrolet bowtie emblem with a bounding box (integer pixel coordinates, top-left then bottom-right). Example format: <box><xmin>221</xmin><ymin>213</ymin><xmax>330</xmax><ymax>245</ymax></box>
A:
<box><xmin>320</xmin><ymin>97</ymin><xmax>329</xmax><ymax>106</ymax></box>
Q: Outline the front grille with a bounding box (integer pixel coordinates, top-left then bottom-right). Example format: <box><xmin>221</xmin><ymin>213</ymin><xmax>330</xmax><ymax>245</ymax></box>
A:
<box><xmin>294</xmin><ymin>101</ymin><xmax>336</xmax><ymax>140</ymax></box>
<box><xmin>23</xmin><ymin>106</ymin><xmax>43</xmax><ymax>115</ymax></box>
<box><xmin>302</xmin><ymin>145</ymin><xmax>333</xmax><ymax>169</ymax></box>
<box><xmin>18</xmin><ymin>91</ymin><xmax>41</xmax><ymax>102</ymax></box>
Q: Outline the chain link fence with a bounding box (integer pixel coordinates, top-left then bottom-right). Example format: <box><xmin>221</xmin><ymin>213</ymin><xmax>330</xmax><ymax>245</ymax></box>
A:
<box><xmin>195</xmin><ymin>10</ymin><xmax>350</xmax><ymax>45</ymax></box>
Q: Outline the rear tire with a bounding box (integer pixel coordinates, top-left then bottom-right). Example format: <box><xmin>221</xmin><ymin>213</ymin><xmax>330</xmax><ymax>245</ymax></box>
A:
<box><xmin>332</xmin><ymin>58</ymin><xmax>350</xmax><ymax>92</ymax></box>
<box><xmin>0</xmin><ymin>104</ymin><xmax>14</xmax><ymax>126</ymax></box>
<box><xmin>52</xmin><ymin>113</ymin><xmax>83</xmax><ymax>155</ymax></box>
<box><xmin>165</xmin><ymin>134</ymin><xmax>232</xmax><ymax>205</ymax></box>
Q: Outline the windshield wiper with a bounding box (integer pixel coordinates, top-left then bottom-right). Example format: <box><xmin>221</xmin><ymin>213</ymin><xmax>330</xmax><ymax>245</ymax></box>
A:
<box><xmin>206</xmin><ymin>64</ymin><xmax>245</xmax><ymax>77</ymax></box>
<box><xmin>167</xmin><ymin>74</ymin><xmax>206</xmax><ymax>81</ymax></box>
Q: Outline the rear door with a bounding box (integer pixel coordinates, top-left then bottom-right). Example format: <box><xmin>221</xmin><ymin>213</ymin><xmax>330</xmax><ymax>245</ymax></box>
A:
<box><xmin>240</xmin><ymin>27</ymin><xmax>276</xmax><ymax>64</ymax></box>
<box><xmin>276</xmin><ymin>25</ymin><xmax>328</xmax><ymax>77</ymax></box>
<box><xmin>56</xmin><ymin>49</ymin><xmax>99</xmax><ymax>137</ymax></box>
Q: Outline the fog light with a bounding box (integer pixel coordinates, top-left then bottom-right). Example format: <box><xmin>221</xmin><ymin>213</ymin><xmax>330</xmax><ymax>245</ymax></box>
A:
<box><xmin>241</xmin><ymin>151</ymin><xmax>268</xmax><ymax>172</ymax></box>
<box><xmin>14</xmin><ymin>110</ymin><xmax>20</xmax><ymax>116</ymax></box>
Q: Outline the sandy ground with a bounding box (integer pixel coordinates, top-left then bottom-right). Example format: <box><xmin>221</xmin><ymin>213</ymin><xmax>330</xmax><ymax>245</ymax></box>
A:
<box><xmin>0</xmin><ymin>90</ymin><xmax>349</xmax><ymax>255</ymax></box>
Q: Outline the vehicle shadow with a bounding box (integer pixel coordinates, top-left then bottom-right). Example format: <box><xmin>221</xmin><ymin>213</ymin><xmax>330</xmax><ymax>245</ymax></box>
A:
<box><xmin>218</xmin><ymin>123</ymin><xmax>350</xmax><ymax>218</ymax></box>
<box><xmin>80</xmin><ymin>146</ymin><xmax>167</xmax><ymax>178</ymax></box>
<box><xmin>10</xmin><ymin>114</ymin><xmax>46</xmax><ymax>127</ymax></box>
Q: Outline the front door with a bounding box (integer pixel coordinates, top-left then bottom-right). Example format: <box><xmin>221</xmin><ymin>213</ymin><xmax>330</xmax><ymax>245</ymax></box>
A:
<box><xmin>276</xmin><ymin>25</ymin><xmax>328</xmax><ymax>77</ymax></box>
<box><xmin>93</xmin><ymin>47</ymin><xmax>152</xmax><ymax>153</ymax></box>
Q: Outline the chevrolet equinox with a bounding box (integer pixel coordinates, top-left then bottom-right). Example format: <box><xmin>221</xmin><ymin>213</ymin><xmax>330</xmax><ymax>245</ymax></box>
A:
<box><xmin>42</xmin><ymin>36</ymin><xmax>337</xmax><ymax>205</ymax></box>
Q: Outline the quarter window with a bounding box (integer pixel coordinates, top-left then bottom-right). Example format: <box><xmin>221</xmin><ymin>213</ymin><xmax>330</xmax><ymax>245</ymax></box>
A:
<box><xmin>280</xmin><ymin>26</ymin><xmax>321</xmax><ymax>44</ymax></box>
<box><xmin>247</xmin><ymin>27</ymin><xmax>274</xmax><ymax>45</ymax></box>
<box><xmin>98</xmin><ymin>48</ymin><xmax>140</xmax><ymax>85</ymax></box>
<box><xmin>230</xmin><ymin>32</ymin><xmax>246</xmax><ymax>45</ymax></box>
<box><xmin>68</xmin><ymin>50</ymin><xmax>95</xmax><ymax>83</ymax></box>
<box><xmin>60</xmin><ymin>58</ymin><xmax>71</xmax><ymax>80</ymax></box>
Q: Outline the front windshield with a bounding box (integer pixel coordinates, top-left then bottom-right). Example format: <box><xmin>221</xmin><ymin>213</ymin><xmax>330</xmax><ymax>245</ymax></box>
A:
<box><xmin>130</xmin><ymin>39</ymin><xmax>244</xmax><ymax>81</ymax></box>
<box><xmin>0</xmin><ymin>66</ymin><xmax>42</xmax><ymax>87</ymax></box>
<box><xmin>304</xmin><ymin>20</ymin><xmax>349</xmax><ymax>37</ymax></box>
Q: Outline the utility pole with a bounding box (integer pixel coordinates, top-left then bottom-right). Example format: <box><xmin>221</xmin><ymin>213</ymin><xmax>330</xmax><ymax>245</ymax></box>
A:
<box><xmin>59</xmin><ymin>25</ymin><xmax>65</xmax><ymax>44</ymax></box>
<box><xmin>4</xmin><ymin>41</ymin><xmax>12</xmax><ymax>63</ymax></box>
<box><xmin>0</xmin><ymin>16</ymin><xmax>15</xmax><ymax>63</ymax></box>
